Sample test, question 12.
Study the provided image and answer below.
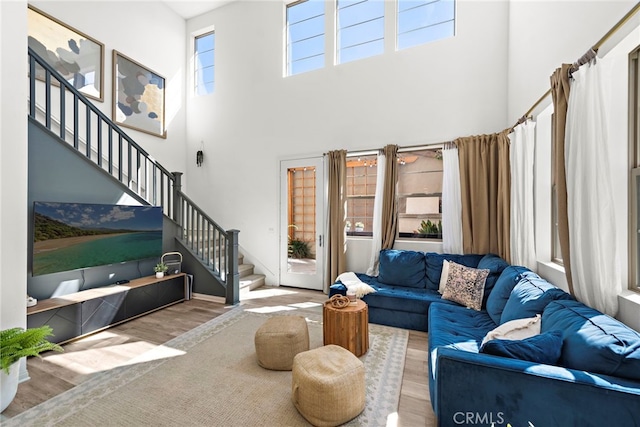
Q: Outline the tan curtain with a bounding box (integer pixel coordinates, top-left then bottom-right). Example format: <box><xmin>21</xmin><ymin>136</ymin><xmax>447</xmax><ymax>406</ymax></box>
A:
<box><xmin>381</xmin><ymin>144</ymin><xmax>398</xmax><ymax>250</ymax></box>
<box><xmin>550</xmin><ymin>64</ymin><xmax>574</xmax><ymax>295</ymax></box>
<box><xmin>325</xmin><ymin>150</ymin><xmax>347</xmax><ymax>292</ymax></box>
<box><xmin>457</xmin><ymin>130</ymin><xmax>511</xmax><ymax>261</ymax></box>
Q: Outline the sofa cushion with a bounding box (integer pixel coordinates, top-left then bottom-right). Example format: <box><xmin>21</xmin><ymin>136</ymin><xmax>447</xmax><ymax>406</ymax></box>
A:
<box><xmin>481</xmin><ymin>314</ymin><xmax>541</xmax><ymax>346</ymax></box>
<box><xmin>542</xmin><ymin>300</ymin><xmax>640</xmax><ymax>381</ymax></box>
<box><xmin>476</xmin><ymin>254</ymin><xmax>510</xmax><ymax>306</ymax></box>
<box><xmin>356</xmin><ymin>274</ymin><xmax>454</xmax><ymax>314</ymax></box>
<box><xmin>500</xmin><ymin>276</ymin><xmax>572</xmax><ymax>324</ymax></box>
<box><xmin>425</xmin><ymin>253</ymin><xmax>484</xmax><ymax>291</ymax></box>
<box><xmin>378</xmin><ymin>249</ymin><xmax>426</xmax><ymax>288</ymax></box>
<box><xmin>441</xmin><ymin>262</ymin><xmax>489</xmax><ymax>311</ymax></box>
<box><xmin>480</xmin><ymin>330</ymin><xmax>564</xmax><ymax>365</ymax></box>
<box><xmin>485</xmin><ymin>266</ymin><xmax>537</xmax><ymax>324</ymax></box>
<box><xmin>427</xmin><ymin>303</ymin><xmax>497</xmax><ymax>409</ymax></box>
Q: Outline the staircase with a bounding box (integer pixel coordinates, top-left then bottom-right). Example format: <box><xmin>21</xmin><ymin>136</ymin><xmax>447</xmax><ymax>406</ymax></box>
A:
<box><xmin>27</xmin><ymin>47</ymin><xmax>264</xmax><ymax>304</ymax></box>
<box><xmin>238</xmin><ymin>253</ymin><xmax>266</xmax><ymax>292</ymax></box>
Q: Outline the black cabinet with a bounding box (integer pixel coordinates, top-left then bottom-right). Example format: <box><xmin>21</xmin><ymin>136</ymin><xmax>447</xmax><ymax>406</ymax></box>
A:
<box><xmin>27</xmin><ymin>303</ymin><xmax>82</xmax><ymax>344</ymax></box>
<box><xmin>27</xmin><ymin>274</ymin><xmax>186</xmax><ymax>344</ymax></box>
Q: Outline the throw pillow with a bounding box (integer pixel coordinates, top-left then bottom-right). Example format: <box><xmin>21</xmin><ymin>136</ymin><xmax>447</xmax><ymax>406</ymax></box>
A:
<box><xmin>441</xmin><ymin>261</ymin><xmax>489</xmax><ymax>311</ymax></box>
<box><xmin>481</xmin><ymin>314</ymin><xmax>541</xmax><ymax>347</ymax></box>
<box><xmin>438</xmin><ymin>260</ymin><xmax>450</xmax><ymax>294</ymax></box>
<box><xmin>480</xmin><ymin>330</ymin><xmax>564</xmax><ymax>365</ymax></box>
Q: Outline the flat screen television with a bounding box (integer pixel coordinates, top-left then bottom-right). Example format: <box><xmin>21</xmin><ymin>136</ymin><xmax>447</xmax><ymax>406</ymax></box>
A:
<box><xmin>32</xmin><ymin>202</ymin><xmax>163</xmax><ymax>276</ymax></box>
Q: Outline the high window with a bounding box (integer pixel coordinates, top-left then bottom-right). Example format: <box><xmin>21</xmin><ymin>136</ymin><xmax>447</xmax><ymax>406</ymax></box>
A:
<box><xmin>337</xmin><ymin>0</ymin><xmax>384</xmax><ymax>64</ymax></box>
<box><xmin>397</xmin><ymin>148</ymin><xmax>443</xmax><ymax>239</ymax></box>
<box><xmin>346</xmin><ymin>154</ymin><xmax>378</xmax><ymax>235</ymax></box>
<box><xmin>195</xmin><ymin>31</ymin><xmax>215</xmax><ymax>95</ymax></box>
<box><xmin>397</xmin><ymin>0</ymin><xmax>455</xmax><ymax>50</ymax></box>
<box><xmin>629</xmin><ymin>46</ymin><xmax>640</xmax><ymax>291</ymax></box>
<box><xmin>286</xmin><ymin>0</ymin><xmax>325</xmax><ymax>76</ymax></box>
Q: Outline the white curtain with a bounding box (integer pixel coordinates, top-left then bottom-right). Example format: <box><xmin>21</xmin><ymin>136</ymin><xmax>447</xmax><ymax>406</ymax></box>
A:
<box><xmin>565</xmin><ymin>59</ymin><xmax>621</xmax><ymax>316</ymax></box>
<box><xmin>509</xmin><ymin>121</ymin><xmax>537</xmax><ymax>270</ymax></box>
<box><xmin>366</xmin><ymin>151</ymin><xmax>386</xmax><ymax>275</ymax></box>
<box><xmin>442</xmin><ymin>143</ymin><xmax>463</xmax><ymax>254</ymax></box>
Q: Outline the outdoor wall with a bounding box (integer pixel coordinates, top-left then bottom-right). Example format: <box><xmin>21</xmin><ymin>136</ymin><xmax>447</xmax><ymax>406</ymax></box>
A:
<box><xmin>185</xmin><ymin>0</ymin><xmax>510</xmax><ymax>284</ymax></box>
<box><xmin>29</xmin><ymin>1</ymin><xmax>188</xmax><ymax>176</ymax></box>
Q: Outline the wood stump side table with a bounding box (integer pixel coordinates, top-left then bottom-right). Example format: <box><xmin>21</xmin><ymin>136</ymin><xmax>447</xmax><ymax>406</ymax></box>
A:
<box><xmin>323</xmin><ymin>299</ymin><xmax>369</xmax><ymax>357</ymax></box>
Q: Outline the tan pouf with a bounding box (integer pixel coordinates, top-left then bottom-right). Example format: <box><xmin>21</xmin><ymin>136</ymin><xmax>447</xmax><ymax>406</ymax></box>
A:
<box><xmin>291</xmin><ymin>344</ymin><xmax>366</xmax><ymax>427</ymax></box>
<box><xmin>254</xmin><ymin>315</ymin><xmax>309</xmax><ymax>370</ymax></box>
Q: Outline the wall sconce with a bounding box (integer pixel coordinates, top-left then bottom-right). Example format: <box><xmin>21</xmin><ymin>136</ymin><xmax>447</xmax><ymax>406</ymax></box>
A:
<box><xmin>196</xmin><ymin>141</ymin><xmax>204</xmax><ymax>167</ymax></box>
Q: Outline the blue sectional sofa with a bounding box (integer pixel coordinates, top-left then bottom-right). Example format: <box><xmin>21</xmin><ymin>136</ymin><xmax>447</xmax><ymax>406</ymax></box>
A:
<box><xmin>332</xmin><ymin>250</ymin><xmax>640</xmax><ymax>425</ymax></box>
<box><xmin>332</xmin><ymin>250</ymin><xmax>509</xmax><ymax>331</ymax></box>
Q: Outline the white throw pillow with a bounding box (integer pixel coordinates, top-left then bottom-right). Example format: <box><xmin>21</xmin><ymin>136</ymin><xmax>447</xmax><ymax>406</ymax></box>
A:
<box><xmin>481</xmin><ymin>314</ymin><xmax>542</xmax><ymax>347</ymax></box>
<box><xmin>438</xmin><ymin>260</ymin><xmax>450</xmax><ymax>294</ymax></box>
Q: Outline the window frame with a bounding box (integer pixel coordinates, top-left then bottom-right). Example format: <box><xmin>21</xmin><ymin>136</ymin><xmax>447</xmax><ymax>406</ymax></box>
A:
<box><xmin>345</xmin><ymin>152</ymin><xmax>378</xmax><ymax>237</ymax></box>
<box><xmin>286</xmin><ymin>0</ymin><xmax>326</xmax><ymax>76</ymax></box>
<box><xmin>396</xmin><ymin>146</ymin><xmax>443</xmax><ymax>241</ymax></box>
<box><xmin>194</xmin><ymin>30</ymin><xmax>215</xmax><ymax>96</ymax></box>
<box><xmin>396</xmin><ymin>0</ymin><xmax>456</xmax><ymax>51</ymax></box>
<box><xmin>628</xmin><ymin>46</ymin><xmax>640</xmax><ymax>292</ymax></box>
<box><xmin>336</xmin><ymin>0</ymin><xmax>385</xmax><ymax>65</ymax></box>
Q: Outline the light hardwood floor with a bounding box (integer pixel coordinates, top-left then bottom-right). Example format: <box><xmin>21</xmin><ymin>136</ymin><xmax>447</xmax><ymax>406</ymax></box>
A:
<box><xmin>3</xmin><ymin>286</ymin><xmax>437</xmax><ymax>426</ymax></box>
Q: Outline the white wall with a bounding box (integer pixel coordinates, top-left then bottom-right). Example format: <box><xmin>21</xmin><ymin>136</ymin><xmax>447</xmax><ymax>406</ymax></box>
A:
<box><xmin>1</xmin><ymin>0</ymin><xmax>29</xmax><ymax>379</ymax></box>
<box><xmin>29</xmin><ymin>1</ymin><xmax>188</xmax><ymax>175</ymax></box>
<box><xmin>507</xmin><ymin>0</ymin><xmax>636</xmax><ymax>124</ymax></box>
<box><xmin>185</xmin><ymin>0</ymin><xmax>510</xmax><ymax>284</ymax></box>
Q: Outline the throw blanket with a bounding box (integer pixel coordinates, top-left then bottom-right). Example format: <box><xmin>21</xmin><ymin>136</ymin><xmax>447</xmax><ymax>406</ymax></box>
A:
<box><xmin>337</xmin><ymin>272</ymin><xmax>377</xmax><ymax>298</ymax></box>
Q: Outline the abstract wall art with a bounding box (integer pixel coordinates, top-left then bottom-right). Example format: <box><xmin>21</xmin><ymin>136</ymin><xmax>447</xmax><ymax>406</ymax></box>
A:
<box><xmin>113</xmin><ymin>51</ymin><xmax>166</xmax><ymax>138</ymax></box>
<box><xmin>27</xmin><ymin>5</ymin><xmax>104</xmax><ymax>101</ymax></box>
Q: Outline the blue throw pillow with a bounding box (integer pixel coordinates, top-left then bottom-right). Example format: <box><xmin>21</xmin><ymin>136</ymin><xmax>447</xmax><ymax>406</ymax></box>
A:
<box><xmin>329</xmin><ymin>283</ymin><xmax>347</xmax><ymax>298</ymax></box>
<box><xmin>476</xmin><ymin>254</ymin><xmax>510</xmax><ymax>306</ymax></box>
<box><xmin>542</xmin><ymin>300</ymin><xmax>640</xmax><ymax>380</ymax></box>
<box><xmin>500</xmin><ymin>276</ymin><xmax>573</xmax><ymax>324</ymax></box>
<box><xmin>377</xmin><ymin>250</ymin><xmax>426</xmax><ymax>288</ymax></box>
<box><xmin>480</xmin><ymin>330</ymin><xmax>563</xmax><ymax>365</ymax></box>
<box><xmin>485</xmin><ymin>266</ymin><xmax>536</xmax><ymax>325</ymax></box>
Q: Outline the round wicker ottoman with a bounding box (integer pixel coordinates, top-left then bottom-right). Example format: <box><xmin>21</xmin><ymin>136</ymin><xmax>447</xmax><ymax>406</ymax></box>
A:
<box><xmin>291</xmin><ymin>344</ymin><xmax>365</xmax><ymax>426</ymax></box>
<box><xmin>254</xmin><ymin>315</ymin><xmax>309</xmax><ymax>371</ymax></box>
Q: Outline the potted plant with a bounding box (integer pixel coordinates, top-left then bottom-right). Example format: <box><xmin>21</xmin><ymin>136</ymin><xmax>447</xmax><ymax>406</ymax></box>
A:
<box><xmin>355</xmin><ymin>222</ymin><xmax>365</xmax><ymax>232</ymax></box>
<box><xmin>1</xmin><ymin>326</ymin><xmax>63</xmax><ymax>412</ymax></box>
<box><xmin>154</xmin><ymin>262</ymin><xmax>168</xmax><ymax>278</ymax></box>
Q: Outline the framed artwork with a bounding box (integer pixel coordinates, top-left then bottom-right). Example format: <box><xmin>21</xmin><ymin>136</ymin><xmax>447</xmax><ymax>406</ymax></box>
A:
<box><xmin>113</xmin><ymin>51</ymin><xmax>166</xmax><ymax>138</ymax></box>
<box><xmin>27</xmin><ymin>5</ymin><xmax>104</xmax><ymax>102</ymax></box>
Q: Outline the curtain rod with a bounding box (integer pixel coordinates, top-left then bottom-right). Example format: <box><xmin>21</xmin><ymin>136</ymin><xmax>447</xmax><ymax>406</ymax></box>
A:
<box><xmin>514</xmin><ymin>2</ymin><xmax>640</xmax><ymax>127</ymax></box>
<box><xmin>325</xmin><ymin>141</ymin><xmax>448</xmax><ymax>157</ymax></box>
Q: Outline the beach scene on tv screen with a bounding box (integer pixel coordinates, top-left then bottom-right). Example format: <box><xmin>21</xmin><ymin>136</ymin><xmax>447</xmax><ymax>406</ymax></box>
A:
<box><xmin>33</xmin><ymin>202</ymin><xmax>163</xmax><ymax>276</ymax></box>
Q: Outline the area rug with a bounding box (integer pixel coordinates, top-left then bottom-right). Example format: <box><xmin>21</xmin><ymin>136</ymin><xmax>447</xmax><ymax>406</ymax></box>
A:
<box><xmin>5</xmin><ymin>305</ymin><xmax>408</xmax><ymax>426</ymax></box>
